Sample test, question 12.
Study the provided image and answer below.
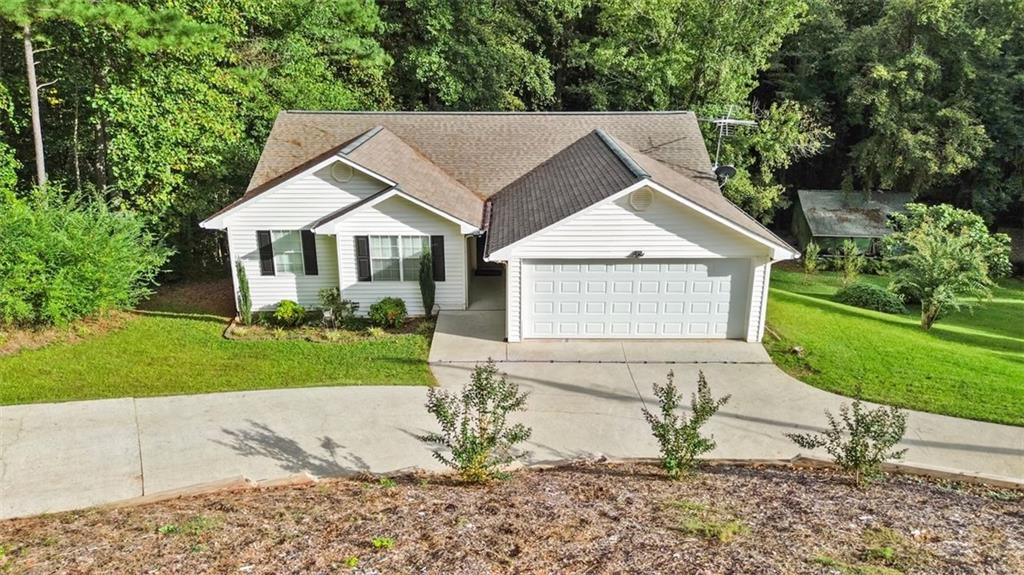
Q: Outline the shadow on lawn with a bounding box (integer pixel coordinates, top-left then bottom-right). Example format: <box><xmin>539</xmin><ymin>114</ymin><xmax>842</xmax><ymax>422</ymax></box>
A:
<box><xmin>772</xmin><ymin>289</ymin><xmax>1023</xmax><ymax>354</ymax></box>
<box><xmin>214</xmin><ymin>419</ymin><xmax>370</xmax><ymax>476</ymax></box>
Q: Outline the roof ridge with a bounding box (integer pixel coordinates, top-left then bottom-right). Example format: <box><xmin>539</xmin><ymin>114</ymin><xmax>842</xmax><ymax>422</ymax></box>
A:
<box><xmin>340</xmin><ymin>125</ymin><xmax>384</xmax><ymax>155</ymax></box>
<box><xmin>594</xmin><ymin>129</ymin><xmax>649</xmax><ymax>180</ymax></box>
<box><xmin>364</xmin><ymin>126</ymin><xmax>487</xmax><ymax>202</ymax></box>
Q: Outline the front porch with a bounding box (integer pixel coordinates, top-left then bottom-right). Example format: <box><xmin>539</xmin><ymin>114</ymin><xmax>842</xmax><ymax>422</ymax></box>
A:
<box><xmin>468</xmin><ymin>274</ymin><xmax>506</xmax><ymax>312</ymax></box>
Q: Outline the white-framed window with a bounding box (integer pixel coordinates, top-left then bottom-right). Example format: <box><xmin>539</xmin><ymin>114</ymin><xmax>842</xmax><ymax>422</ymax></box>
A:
<box><xmin>369</xmin><ymin>235</ymin><xmax>429</xmax><ymax>282</ymax></box>
<box><xmin>271</xmin><ymin>230</ymin><xmax>305</xmax><ymax>274</ymax></box>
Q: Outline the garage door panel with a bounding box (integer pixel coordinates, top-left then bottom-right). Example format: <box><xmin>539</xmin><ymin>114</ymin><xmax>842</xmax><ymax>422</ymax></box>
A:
<box><xmin>524</xmin><ymin>258</ymin><xmax>749</xmax><ymax>339</ymax></box>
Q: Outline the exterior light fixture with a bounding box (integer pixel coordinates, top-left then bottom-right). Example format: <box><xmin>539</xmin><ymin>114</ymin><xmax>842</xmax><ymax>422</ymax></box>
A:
<box><xmin>628</xmin><ymin>250</ymin><xmax>645</xmax><ymax>258</ymax></box>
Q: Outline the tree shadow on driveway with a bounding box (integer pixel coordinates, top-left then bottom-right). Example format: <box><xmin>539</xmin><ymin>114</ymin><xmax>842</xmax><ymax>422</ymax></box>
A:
<box><xmin>214</xmin><ymin>419</ymin><xmax>370</xmax><ymax>477</ymax></box>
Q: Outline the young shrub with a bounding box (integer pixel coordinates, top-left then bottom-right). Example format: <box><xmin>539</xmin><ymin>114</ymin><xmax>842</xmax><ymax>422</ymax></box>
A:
<box><xmin>318</xmin><ymin>287</ymin><xmax>359</xmax><ymax>328</ymax></box>
<box><xmin>839</xmin><ymin>239</ymin><xmax>865</xmax><ymax>285</ymax></box>
<box><xmin>421</xmin><ymin>359</ymin><xmax>531</xmax><ymax>483</ymax></box>
<box><xmin>368</xmin><ymin>297</ymin><xmax>407</xmax><ymax>328</ymax></box>
<box><xmin>418</xmin><ymin>250</ymin><xmax>436</xmax><ymax>316</ymax></box>
<box><xmin>273</xmin><ymin>300</ymin><xmax>306</xmax><ymax>327</ymax></box>
<box><xmin>0</xmin><ymin>187</ymin><xmax>171</xmax><ymax>326</ymax></box>
<box><xmin>802</xmin><ymin>241</ymin><xmax>820</xmax><ymax>275</ymax></box>
<box><xmin>863</xmin><ymin>256</ymin><xmax>890</xmax><ymax>276</ymax></box>
<box><xmin>642</xmin><ymin>371</ymin><xmax>730</xmax><ymax>479</ymax></box>
<box><xmin>834</xmin><ymin>282</ymin><xmax>905</xmax><ymax>314</ymax></box>
<box><xmin>787</xmin><ymin>398</ymin><xmax>907</xmax><ymax>487</ymax></box>
<box><xmin>235</xmin><ymin>260</ymin><xmax>253</xmax><ymax>325</ymax></box>
<box><xmin>883</xmin><ymin>204</ymin><xmax>1011</xmax><ymax>330</ymax></box>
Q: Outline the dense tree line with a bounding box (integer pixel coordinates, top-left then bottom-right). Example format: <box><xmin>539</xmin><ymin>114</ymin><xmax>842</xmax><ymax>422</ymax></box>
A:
<box><xmin>1</xmin><ymin>0</ymin><xmax>1021</xmax><ymax>276</ymax></box>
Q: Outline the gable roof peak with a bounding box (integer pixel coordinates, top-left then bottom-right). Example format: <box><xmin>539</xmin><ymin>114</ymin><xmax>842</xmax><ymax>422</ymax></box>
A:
<box><xmin>594</xmin><ymin>128</ymin><xmax>650</xmax><ymax>180</ymax></box>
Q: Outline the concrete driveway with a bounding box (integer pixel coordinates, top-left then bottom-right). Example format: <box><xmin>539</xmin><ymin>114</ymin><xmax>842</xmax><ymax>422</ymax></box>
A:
<box><xmin>3</xmin><ymin>311</ymin><xmax>1023</xmax><ymax>519</ymax></box>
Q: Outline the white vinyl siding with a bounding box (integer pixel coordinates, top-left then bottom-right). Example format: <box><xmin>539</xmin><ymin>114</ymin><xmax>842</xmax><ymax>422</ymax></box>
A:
<box><xmin>495</xmin><ymin>187</ymin><xmax>777</xmax><ymax>342</ymax></box>
<box><xmin>507</xmin><ymin>191</ymin><xmax>767</xmax><ymax>259</ymax></box>
<box><xmin>746</xmin><ymin>258</ymin><xmax>772</xmax><ymax>343</ymax></box>
<box><xmin>224</xmin><ymin>165</ymin><xmax>388</xmax><ymax>311</ymax></box>
<box><xmin>338</xmin><ymin>196</ymin><xmax>466</xmax><ymax>316</ymax></box>
<box><xmin>506</xmin><ymin>258</ymin><xmax>523</xmax><ymax>342</ymax></box>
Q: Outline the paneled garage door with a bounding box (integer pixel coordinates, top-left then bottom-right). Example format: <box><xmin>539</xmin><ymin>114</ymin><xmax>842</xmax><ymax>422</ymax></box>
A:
<box><xmin>522</xmin><ymin>259</ymin><xmax>750</xmax><ymax>339</ymax></box>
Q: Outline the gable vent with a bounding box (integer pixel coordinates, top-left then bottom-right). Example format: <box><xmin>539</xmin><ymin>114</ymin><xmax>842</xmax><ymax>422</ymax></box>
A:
<box><xmin>331</xmin><ymin>162</ymin><xmax>353</xmax><ymax>183</ymax></box>
<box><xmin>629</xmin><ymin>188</ymin><xmax>654</xmax><ymax>211</ymax></box>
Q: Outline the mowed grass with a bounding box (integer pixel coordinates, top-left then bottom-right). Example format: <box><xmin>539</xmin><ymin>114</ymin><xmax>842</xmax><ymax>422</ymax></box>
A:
<box><xmin>0</xmin><ymin>280</ymin><xmax>434</xmax><ymax>405</ymax></box>
<box><xmin>766</xmin><ymin>267</ymin><xmax>1024</xmax><ymax>426</ymax></box>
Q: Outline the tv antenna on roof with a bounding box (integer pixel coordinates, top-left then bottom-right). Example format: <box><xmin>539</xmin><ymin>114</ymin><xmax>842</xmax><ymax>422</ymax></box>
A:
<box><xmin>709</xmin><ymin>105</ymin><xmax>756</xmax><ymax>186</ymax></box>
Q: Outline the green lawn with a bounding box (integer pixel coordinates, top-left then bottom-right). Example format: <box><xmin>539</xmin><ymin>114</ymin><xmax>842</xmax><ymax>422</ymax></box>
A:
<box><xmin>766</xmin><ymin>267</ymin><xmax>1024</xmax><ymax>426</ymax></box>
<box><xmin>0</xmin><ymin>284</ymin><xmax>434</xmax><ymax>405</ymax></box>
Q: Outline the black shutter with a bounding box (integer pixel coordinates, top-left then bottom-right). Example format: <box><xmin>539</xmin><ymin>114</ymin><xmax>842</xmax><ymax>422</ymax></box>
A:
<box><xmin>355</xmin><ymin>236</ymin><xmax>371</xmax><ymax>281</ymax></box>
<box><xmin>256</xmin><ymin>230</ymin><xmax>275</xmax><ymax>276</ymax></box>
<box><xmin>430</xmin><ymin>235</ymin><xmax>445</xmax><ymax>281</ymax></box>
<box><xmin>301</xmin><ymin>230</ymin><xmax>318</xmax><ymax>275</ymax></box>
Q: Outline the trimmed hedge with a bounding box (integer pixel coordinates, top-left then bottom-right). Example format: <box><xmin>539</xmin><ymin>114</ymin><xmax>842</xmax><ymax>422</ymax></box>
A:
<box><xmin>0</xmin><ymin>188</ymin><xmax>171</xmax><ymax>326</ymax></box>
<box><xmin>835</xmin><ymin>282</ymin><xmax>905</xmax><ymax>314</ymax></box>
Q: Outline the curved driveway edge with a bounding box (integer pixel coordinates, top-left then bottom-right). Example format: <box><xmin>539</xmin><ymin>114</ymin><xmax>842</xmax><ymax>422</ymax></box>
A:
<box><xmin>3</xmin><ymin>356</ymin><xmax>1022</xmax><ymax>520</ymax></box>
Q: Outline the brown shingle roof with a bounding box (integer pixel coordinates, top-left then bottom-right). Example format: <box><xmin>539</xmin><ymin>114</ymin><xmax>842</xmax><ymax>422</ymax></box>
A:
<box><xmin>202</xmin><ymin>126</ymin><xmax>484</xmax><ymax>226</ymax></box>
<box><xmin>248</xmin><ymin>111</ymin><xmax>720</xmax><ymax>199</ymax></box>
<box><xmin>620</xmin><ymin>138</ymin><xmax>794</xmax><ymax>253</ymax></box>
<box><xmin>343</xmin><ymin>127</ymin><xmax>484</xmax><ymax>226</ymax></box>
<box><xmin>211</xmin><ymin>111</ymin><xmax>792</xmax><ymax>255</ymax></box>
<box><xmin>486</xmin><ymin>130</ymin><xmax>794</xmax><ymax>255</ymax></box>
<box><xmin>486</xmin><ymin>130</ymin><xmax>640</xmax><ymax>253</ymax></box>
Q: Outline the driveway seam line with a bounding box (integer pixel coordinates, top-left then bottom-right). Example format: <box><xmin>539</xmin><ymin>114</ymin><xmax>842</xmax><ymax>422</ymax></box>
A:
<box><xmin>131</xmin><ymin>397</ymin><xmax>146</xmax><ymax>496</ymax></box>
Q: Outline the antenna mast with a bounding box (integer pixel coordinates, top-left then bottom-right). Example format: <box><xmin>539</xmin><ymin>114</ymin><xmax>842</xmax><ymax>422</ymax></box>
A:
<box><xmin>710</xmin><ymin>105</ymin><xmax>756</xmax><ymax>186</ymax></box>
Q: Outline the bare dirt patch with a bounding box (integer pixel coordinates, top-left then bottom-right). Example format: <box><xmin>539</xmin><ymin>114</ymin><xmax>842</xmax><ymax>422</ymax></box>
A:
<box><xmin>138</xmin><ymin>277</ymin><xmax>235</xmax><ymax>317</ymax></box>
<box><xmin>1</xmin><ymin>462</ymin><xmax>1020</xmax><ymax>574</ymax></box>
<box><xmin>0</xmin><ymin>312</ymin><xmax>132</xmax><ymax>356</ymax></box>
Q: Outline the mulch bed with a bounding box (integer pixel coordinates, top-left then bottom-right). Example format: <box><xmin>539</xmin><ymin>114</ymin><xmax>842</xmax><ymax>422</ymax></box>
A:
<box><xmin>1</xmin><ymin>462</ymin><xmax>1021</xmax><ymax>574</ymax></box>
<box><xmin>225</xmin><ymin>317</ymin><xmax>434</xmax><ymax>342</ymax></box>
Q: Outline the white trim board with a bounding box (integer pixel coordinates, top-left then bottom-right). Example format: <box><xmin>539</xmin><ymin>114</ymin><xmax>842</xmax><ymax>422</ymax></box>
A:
<box><xmin>200</xmin><ymin>155</ymin><xmax>397</xmax><ymax>230</ymax></box>
<box><xmin>487</xmin><ymin>179</ymin><xmax>798</xmax><ymax>262</ymax></box>
<box><xmin>312</xmin><ymin>187</ymin><xmax>479</xmax><ymax>235</ymax></box>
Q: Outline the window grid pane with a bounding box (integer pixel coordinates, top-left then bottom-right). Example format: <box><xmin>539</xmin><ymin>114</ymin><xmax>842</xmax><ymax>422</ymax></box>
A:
<box><xmin>370</xmin><ymin>236</ymin><xmax>400</xmax><ymax>281</ymax></box>
<box><xmin>401</xmin><ymin>236</ymin><xmax>429</xmax><ymax>282</ymax></box>
<box><xmin>367</xmin><ymin>235</ymin><xmax>428</xmax><ymax>281</ymax></box>
<box><xmin>371</xmin><ymin>257</ymin><xmax>400</xmax><ymax>281</ymax></box>
<box><xmin>271</xmin><ymin>231</ymin><xmax>304</xmax><ymax>274</ymax></box>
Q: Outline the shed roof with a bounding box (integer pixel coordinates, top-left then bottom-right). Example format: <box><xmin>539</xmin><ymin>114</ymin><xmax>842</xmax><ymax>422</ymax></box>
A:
<box><xmin>797</xmin><ymin>190</ymin><xmax>912</xmax><ymax>238</ymax></box>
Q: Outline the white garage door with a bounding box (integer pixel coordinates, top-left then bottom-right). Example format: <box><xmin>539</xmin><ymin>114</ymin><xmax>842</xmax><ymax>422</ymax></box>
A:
<box><xmin>523</xmin><ymin>259</ymin><xmax>750</xmax><ymax>339</ymax></box>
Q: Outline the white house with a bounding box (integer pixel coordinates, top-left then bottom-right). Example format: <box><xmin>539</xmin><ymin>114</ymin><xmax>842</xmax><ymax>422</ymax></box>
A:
<box><xmin>200</xmin><ymin>112</ymin><xmax>798</xmax><ymax>343</ymax></box>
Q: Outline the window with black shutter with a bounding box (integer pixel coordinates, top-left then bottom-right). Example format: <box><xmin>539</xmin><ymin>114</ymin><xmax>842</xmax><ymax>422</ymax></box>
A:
<box><xmin>430</xmin><ymin>235</ymin><xmax>445</xmax><ymax>281</ymax></box>
<box><xmin>355</xmin><ymin>236</ymin><xmax>371</xmax><ymax>281</ymax></box>
<box><xmin>256</xmin><ymin>230</ymin><xmax>275</xmax><ymax>276</ymax></box>
<box><xmin>301</xmin><ymin>230</ymin><xmax>318</xmax><ymax>275</ymax></box>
